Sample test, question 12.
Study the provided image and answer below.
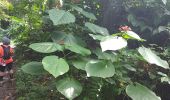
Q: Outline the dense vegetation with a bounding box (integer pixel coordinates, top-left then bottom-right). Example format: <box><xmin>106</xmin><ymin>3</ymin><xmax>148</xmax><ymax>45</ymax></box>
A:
<box><xmin>1</xmin><ymin>0</ymin><xmax>170</xmax><ymax>100</ymax></box>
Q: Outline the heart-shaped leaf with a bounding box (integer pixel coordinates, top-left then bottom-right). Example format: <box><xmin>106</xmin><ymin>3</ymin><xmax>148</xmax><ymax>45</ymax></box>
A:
<box><xmin>56</xmin><ymin>78</ymin><xmax>83</xmax><ymax>100</ymax></box>
<box><xmin>85</xmin><ymin>22</ymin><xmax>109</xmax><ymax>35</ymax></box>
<box><xmin>126</xmin><ymin>83</ymin><xmax>161</xmax><ymax>100</ymax></box>
<box><xmin>21</xmin><ymin>62</ymin><xmax>46</xmax><ymax>75</ymax></box>
<box><xmin>85</xmin><ymin>60</ymin><xmax>115</xmax><ymax>78</ymax></box>
<box><xmin>42</xmin><ymin>56</ymin><xmax>69</xmax><ymax>78</ymax></box>
<box><xmin>138</xmin><ymin>46</ymin><xmax>169</xmax><ymax>69</ymax></box>
<box><xmin>100</xmin><ymin>36</ymin><xmax>127</xmax><ymax>52</ymax></box>
<box><xmin>49</xmin><ymin>9</ymin><xmax>75</xmax><ymax>25</ymax></box>
<box><xmin>29</xmin><ymin>42</ymin><xmax>63</xmax><ymax>53</ymax></box>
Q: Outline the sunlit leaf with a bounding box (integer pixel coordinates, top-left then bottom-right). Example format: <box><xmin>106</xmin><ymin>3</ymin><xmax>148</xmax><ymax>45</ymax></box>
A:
<box><xmin>125</xmin><ymin>31</ymin><xmax>143</xmax><ymax>41</ymax></box>
<box><xmin>21</xmin><ymin>62</ymin><xmax>46</xmax><ymax>75</ymax></box>
<box><xmin>100</xmin><ymin>36</ymin><xmax>127</xmax><ymax>52</ymax></box>
<box><xmin>162</xmin><ymin>0</ymin><xmax>167</xmax><ymax>5</ymax></box>
<box><xmin>138</xmin><ymin>46</ymin><xmax>169</xmax><ymax>69</ymax></box>
<box><xmin>85</xmin><ymin>60</ymin><xmax>115</xmax><ymax>78</ymax></box>
<box><xmin>56</xmin><ymin>78</ymin><xmax>83</xmax><ymax>100</ymax></box>
<box><xmin>126</xmin><ymin>83</ymin><xmax>161</xmax><ymax>100</ymax></box>
<box><xmin>0</xmin><ymin>0</ymin><xmax>13</xmax><ymax>10</ymax></box>
<box><xmin>49</xmin><ymin>9</ymin><xmax>75</xmax><ymax>25</ymax></box>
<box><xmin>42</xmin><ymin>56</ymin><xmax>69</xmax><ymax>78</ymax></box>
<box><xmin>10</xmin><ymin>16</ymin><xmax>24</xmax><ymax>23</ymax></box>
<box><xmin>85</xmin><ymin>22</ymin><xmax>109</xmax><ymax>35</ymax></box>
<box><xmin>158</xmin><ymin>26</ymin><xmax>167</xmax><ymax>33</ymax></box>
<box><xmin>161</xmin><ymin>76</ymin><xmax>170</xmax><ymax>84</ymax></box>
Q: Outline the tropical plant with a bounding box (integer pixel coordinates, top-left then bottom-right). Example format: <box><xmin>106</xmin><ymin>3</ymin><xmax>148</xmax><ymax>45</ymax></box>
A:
<box><xmin>18</xmin><ymin>0</ymin><xmax>170</xmax><ymax>100</ymax></box>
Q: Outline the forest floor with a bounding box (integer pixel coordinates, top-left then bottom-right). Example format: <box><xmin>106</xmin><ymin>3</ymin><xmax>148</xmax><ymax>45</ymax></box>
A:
<box><xmin>0</xmin><ymin>69</ymin><xmax>16</xmax><ymax>100</ymax></box>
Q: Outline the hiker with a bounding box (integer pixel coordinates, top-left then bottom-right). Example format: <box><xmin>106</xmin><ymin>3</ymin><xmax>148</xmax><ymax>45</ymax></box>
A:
<box><xmin>0</xmin><ymin>37</ymin><xmax>14</xmax><ymax>81</ymax></box>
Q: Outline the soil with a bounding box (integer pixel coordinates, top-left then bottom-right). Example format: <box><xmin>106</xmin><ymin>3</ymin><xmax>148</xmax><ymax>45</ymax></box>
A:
<box><xmin>0</xmin><ymin>72</ymin><xmax>16</xmax><ymax>100</ymax></box>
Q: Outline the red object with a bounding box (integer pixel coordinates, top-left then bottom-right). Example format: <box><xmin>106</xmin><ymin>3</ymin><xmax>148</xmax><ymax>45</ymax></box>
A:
<box><xmin>119</xmin><ymin>26</ymin><xmax>132</xmax><ymax>31</ymax></box>
<box><xmin>0</xmin><ymin>45</ymin><xmax>14</xmax><ymax>65</ymax></box>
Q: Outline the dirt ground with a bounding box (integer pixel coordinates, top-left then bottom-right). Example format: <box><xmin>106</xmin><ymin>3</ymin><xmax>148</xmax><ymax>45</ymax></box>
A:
<box><xmin>0</xmin><ymin>70</ymin><xmax>16</xmax><ymax>100</ymax></box>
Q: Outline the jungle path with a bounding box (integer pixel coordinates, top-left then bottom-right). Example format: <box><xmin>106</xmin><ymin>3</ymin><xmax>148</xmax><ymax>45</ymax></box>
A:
<box><xmin>0</xmin><ymin>73</ymin><xmax>16</xmax><ymax>100</ymax></box>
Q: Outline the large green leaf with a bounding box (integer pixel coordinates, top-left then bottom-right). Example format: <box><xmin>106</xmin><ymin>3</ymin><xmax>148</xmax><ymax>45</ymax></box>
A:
<box><xmin>85</xmin><ymin>22</ymin><xmax>109</xmax><ymax>35</ymax></box>
<box><xmin>21</xmin><ymin>62</ymin><xmax>46</xmax><ymax>75</ymax></box>
<box><xmin>65</xmin><ymin>43</ymin><xmax>91</xmax><ymax>56</ymax></box>
<box><xmin>138</xmin><ymin>46</ymin><xmax>169</xmax><ymax>69</ymax></box>
<box><xmin>56</xmin><ymin>78</ymin><xmax>83</xmax><ymax>100</ymax></box>
<box><xmin>85</xmin><ymin>60</ymin><xmax>115</xmax><ymax>78</ymax></box>
<box><xmin>126</xmin><ymin>83</ymin><xmax>161</xmax><ymax>100</ymax></box>
<box><xmin>42</xmin><ymin>56</ymin><xmax>69</xmax><ymax>78</ymax></box>
<box><xmin>71</xmin><ymin>5</ymin><xmax>97</xmax><ymax>20</ymax></box>
<box><xmin>100</xmin><ymin>36</ymin><xmax>127</xmax><ymax>52</ymax></box>
<box><xmin>29</xmin><ymin>42</ymin><xmax>63</xmax><ymax>53</ymax></box>
<box><xmin>49</xmin><ymin>9</ymin><xmax>75</xmax><ymax>25</ymax></box>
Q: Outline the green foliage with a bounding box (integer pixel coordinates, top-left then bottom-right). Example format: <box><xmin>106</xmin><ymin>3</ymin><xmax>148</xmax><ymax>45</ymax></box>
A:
<box><xmin>42</xmin><ymin>56</ymin><xmax>69</xmax><ymax>78</ymax></box>
<box><xmin>72</xmin><ymin>58</ymin><xmax>89</xmax><ymax>70</ymax></box>
<box><xmin>126</xmin><ymin>83</ymin><xmax>161</xmax><ymax>100</ymax></box>
<box><xmin>162</xmin><ymin>0</ymin><xmax>167</xmax><ymax>5</ymax></box>
<box><xmin>85</xmin><ymin>60</ymin><xmax>115</xmax><ymax>78</ymax></box>
<box><xmin>124</xmin><ymin>31</ymin><xmax>144</xmax><ymax>41</ymax></box>
<box><xmin>56</xmin><ymin>78</ymin><xmax>83</xmax><ymax>100</ymax></box>
<box><xmin>21</xmin><ymin>62</ymin><xmax>46</xmax><ymax>75</ymax></box>
<box><xmin>85</xmin><ymin>22</ymin><xmax>109</xmax><ymax>35</ymax></box>
<box><xmin>138</xmin><ymin>46</ymin><xmax>169</xmax><ymax>69</ymax></box>
<box><xmin>29</xmin><ymin>42</ymin><xmax>63</xmax><ymax>53</ymax></box>
<box><xmin>49</xmin><ymin>9</ymin><xmax>75</xmax><ymax>25</ymax></box>
<box><xmin>71</xmin><ymin>5</ymin><xmax>97</xmax><ymax>20</ymax></box>
<box><xmin>65</xmin><ymin>43</ymin><xmax>91</xmax><ymax>56</ymax></box>
<box><xmin>0</xmin><ymin>0</ymin><xmax>13</xmax><ymax>19</ymax></box>
<box><xmin>5</xmin><ymin>0</ymin><xmax>170</xmax><ymax>100</ymax></box>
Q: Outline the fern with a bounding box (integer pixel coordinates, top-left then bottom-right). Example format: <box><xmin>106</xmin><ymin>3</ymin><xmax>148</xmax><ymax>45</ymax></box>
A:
<box><xmin>76</xmin><ymin>77</ymin><xmax>103</xmax><ymax>100</ymax></box>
